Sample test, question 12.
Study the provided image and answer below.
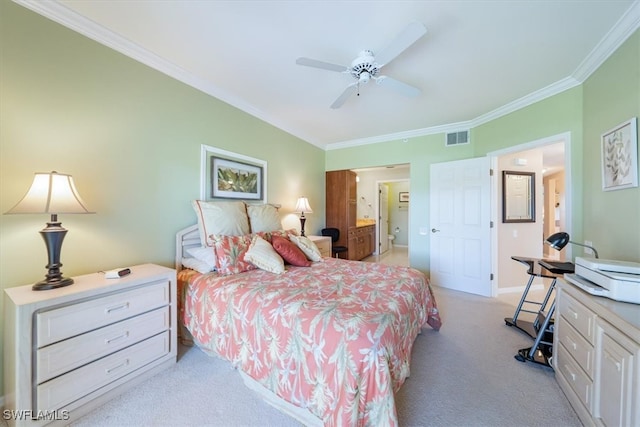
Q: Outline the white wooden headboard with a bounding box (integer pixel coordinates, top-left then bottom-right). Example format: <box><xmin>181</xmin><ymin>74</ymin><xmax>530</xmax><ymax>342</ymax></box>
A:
<box><xmin>175</xmin><ymin>224</ymin><xmax>202</xmax><ymax>271</ymax></box>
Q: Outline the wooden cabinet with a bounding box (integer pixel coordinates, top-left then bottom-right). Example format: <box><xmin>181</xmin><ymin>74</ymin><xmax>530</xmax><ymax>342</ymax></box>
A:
<box><xmin>4</xmin><ymin>264</ymin><xmax>177</xmax><ymax>427</ymax></box>
<box><xmin>326</xmin><ymin>170</ymin><xmax>357</xmax><ymax>258</ymax></box>
<box><xmin>326</xmin><ymin>170</ymin><xmax>376</xmax><ymax>261</ymax></box>
<box><xmin>350</xmin><ymin>225</ymin><xmax>376</xmax><ymax>260</ymax></box>
<box><xmin>554</xmin><ymin>279</ymin><xmax>639</xmax><ymax>427</ymax></box>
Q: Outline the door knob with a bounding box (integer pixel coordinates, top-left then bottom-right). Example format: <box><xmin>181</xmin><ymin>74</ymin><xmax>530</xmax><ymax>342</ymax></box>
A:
<box><xmin>431</xmin><ymin>228</ymin><xmax>440</xmax><ymax>233</ymax></box>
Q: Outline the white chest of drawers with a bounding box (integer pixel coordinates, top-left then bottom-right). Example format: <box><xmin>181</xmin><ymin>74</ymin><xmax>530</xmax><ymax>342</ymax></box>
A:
<box><xmin>554</xmin><ymin>279</ymin><xmax>640</xmax><ymax>427</ymax></box>
<box><xmin>3</xmin><ymin>264</ymin><xmax>177</xmax><ymax>427</ymax></box>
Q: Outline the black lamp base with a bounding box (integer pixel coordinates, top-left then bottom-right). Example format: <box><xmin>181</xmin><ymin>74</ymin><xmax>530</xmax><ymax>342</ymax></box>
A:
<box><xmin>33</xmin><ymin>277</ymin><xmax>74</xmax><ymax>291</ymax></box>
<box><xmin>33</xmin><ymin>216</ymin><xmax>74</xmax><ymax>291</ymax></box>
<box><xmin>299</xmin><ymin>215</ymin><xmax>307</xmax><ymax>237</ymax></box>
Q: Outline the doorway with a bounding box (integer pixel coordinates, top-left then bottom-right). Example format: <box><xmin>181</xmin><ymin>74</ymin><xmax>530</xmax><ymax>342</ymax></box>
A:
<box><xmin>352</xmin><ymin>164</ymin><xmax>410</xmax><ymax>258</ymax></box>
<box><xmin>489</xmin><ymin>132</ymin><xmax>571</xmax><ymax>294</ymax></box>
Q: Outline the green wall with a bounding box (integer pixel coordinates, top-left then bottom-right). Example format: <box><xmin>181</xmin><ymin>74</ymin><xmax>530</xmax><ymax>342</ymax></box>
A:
<box><xmin>0</xmin><ymin>1</ymin><xmax>325</xmax><ymax>397</ymax></box>
<box><xmin>326</xmin><ymin>87</ymin><xmax>585</xmax><ymax>271</ymax></box>
<box><xmin>327</xmin><ymin>31</ymin><xmax>639</xmax><ymax>270</ymax></box>
<box><xmin>582</xmin><ymin>30</ymin><xmax>640</xmax><ymax>260</ymax></box>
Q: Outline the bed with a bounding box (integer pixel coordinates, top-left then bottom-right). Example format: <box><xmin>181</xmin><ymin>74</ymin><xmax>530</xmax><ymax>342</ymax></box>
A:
<box><xmin>176</xmin><ymin>201</ymin><xmax>441</xmax><ymax>426</ymax></box>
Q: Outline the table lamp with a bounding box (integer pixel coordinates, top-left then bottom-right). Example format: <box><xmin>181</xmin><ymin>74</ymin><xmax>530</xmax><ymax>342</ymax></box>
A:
<box><xmin>545</xmin><ymin>231</ymin><xmax>599</xmax><ymax>258</ymax></box>
<box><xmin>5</xmin><ymin>171</ymin><xmax>94</xmax><ymax>290</ymax></box>
<box><xmin>294</xmin><ymin>197</ymin><xmax>312</xmax><ymax>237</ymax></box>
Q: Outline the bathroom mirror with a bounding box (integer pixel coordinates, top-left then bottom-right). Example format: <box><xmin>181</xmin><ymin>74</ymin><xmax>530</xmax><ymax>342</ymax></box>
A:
<box><xmin>502</xmin><ymin>171</ymin><xmax>535</xmax><ymax>223</ymax></box>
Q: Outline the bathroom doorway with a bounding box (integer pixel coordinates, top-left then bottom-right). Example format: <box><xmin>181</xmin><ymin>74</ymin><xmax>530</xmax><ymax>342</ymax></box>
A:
<box><xmin>352</xmin><ymin>164</ymin><xmax>410</xmax><ymax>258</ymax></box>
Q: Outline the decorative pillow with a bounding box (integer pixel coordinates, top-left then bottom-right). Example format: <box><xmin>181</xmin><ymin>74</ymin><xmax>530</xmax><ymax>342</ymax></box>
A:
<box><xmin>192</xmin><ymin>200</ymin><xmax>250</xmax><ymax>247</ymax></box>
<box><xmin>211</xmin><ymin>234</ymin><xmax>257</xmax><ymax>276</ymax></box>
<box><xmin>186</xmin><ymin>246</ymin><xmax>217</xmax><ymax>272</ymax></box>
<box><xmin>181</xmin><ymin>257</ymin><xmax>214</xmax><ymax>274</ymax></box>
<box><xmin>246</xmin><ymin>204</ymin><xmax>282</xmax><ymax>233</ymax></box>
<box><xmin>272</xmin><ymin>235</ymin><xmax>312</xmax><ymax>267</ymax></box>
<box><xmin>289</xmin><ymin>234</ymin><xmax>323</xmax><ymax>262</ymax></box>
<box><xmin>245</xmin><ymin>235</ymin><xmax>285</xmax><ymax>274</ymax></box>
<box><xmin>257</xmin><ymin>229</ymin><xmax>289</xmax><ymax>243</ymax></box>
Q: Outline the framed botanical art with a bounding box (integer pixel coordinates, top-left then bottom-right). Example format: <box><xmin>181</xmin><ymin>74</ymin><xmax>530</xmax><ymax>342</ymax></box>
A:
<box><xmin>601</xmin><ymin>117</ymin><xmax>638</xmax><ymax>191</ymax></box>
<box><xmin>200</xmin><ymin>145</ymin><xmax>267</xmax><ymax>201</ymax></box>
<box><xmin>211</xmin><ymin>157</ymin><xmax>262</xmax><ymax>200</ymax></box>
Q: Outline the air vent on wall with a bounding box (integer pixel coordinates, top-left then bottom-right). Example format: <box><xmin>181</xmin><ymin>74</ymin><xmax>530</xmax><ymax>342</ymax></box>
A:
<box><xmin>446</xmin><ymin>130</ymin><xmax>469</xmax><ymax>146</ymax></box>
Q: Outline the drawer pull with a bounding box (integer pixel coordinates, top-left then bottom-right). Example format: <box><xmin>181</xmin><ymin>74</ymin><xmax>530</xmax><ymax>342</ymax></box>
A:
<box><xmin>603</xmin><ymin>351</ymin><xmax>622</xmax><ymax>372</ymax></box>
<box><xmin>564</xmin><ymin>364</ymin><xmax>576</xmax><ymax>382</ymax></box>
<box><xmin>106</xmin><ymin>302</ymin><xmax>130</xmax><ymax>314</ymax></box>
<box><xmin>106</xmin><ymin>331</ymin><xmax>130</xmax><ymax>344</ymax></box>
<box><xmin>568</xmin><ymin>306</ymin><xmax>578</xmax><ymax>320</ymax></box>
<box><xmin>106</xmin><ymin>359</ymin><xmax>130</xmax><ymax>374</ymax></box>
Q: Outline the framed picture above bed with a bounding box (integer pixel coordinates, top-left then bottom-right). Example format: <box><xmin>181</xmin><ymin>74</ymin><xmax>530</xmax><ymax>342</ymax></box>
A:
<box><xmin>211</xmin><ymin>157</ymin><xmax>262</xmax><ymax>200</ymax></box>
<box><xmin>200</xmin><ymin>145</ymin><xmax>267</xmax><ymax>201</ymax></box>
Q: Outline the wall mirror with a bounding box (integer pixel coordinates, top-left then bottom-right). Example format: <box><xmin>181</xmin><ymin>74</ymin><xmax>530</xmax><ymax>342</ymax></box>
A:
<box><xmin>502</xmin><ymin>171</ymin><xmax>535</xmax><ymax>223</ymax></box>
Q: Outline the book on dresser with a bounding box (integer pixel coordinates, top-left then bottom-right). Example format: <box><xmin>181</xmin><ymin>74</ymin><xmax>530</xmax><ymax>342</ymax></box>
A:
<box><xmin>3</xmin><ymin>263</ymin><xmax>177</xmax><ymax>427</ymax></box>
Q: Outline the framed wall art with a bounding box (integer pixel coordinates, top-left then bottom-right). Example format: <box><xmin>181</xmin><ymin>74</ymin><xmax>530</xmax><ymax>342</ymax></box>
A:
<box><xmin>601</xmin><ymin>117</ymin><xmax>638</xmax><ymax>191</ymax></box>
<box><xmin>200</xmin><ymin>145</ymin><xmax>267</xmax><ymax>201</ymax></box>
<box><xmin>399</xmin><ymin>192</ymin><xmax>410</xmax><ymax>202</ymax></box>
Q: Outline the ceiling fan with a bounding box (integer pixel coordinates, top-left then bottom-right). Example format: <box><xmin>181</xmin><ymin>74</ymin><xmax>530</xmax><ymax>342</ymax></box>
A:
<box><xmin>296</xmin><ymin>21</ymin><xmax>427</xmax><ymax>109</ymax></box>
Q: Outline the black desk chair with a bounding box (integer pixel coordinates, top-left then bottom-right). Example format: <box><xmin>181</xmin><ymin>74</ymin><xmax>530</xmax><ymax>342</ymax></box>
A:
<box><xmin>321</xmin><ymin>228</ymin><xmax>348</xmax><ymax>258</ymax></box>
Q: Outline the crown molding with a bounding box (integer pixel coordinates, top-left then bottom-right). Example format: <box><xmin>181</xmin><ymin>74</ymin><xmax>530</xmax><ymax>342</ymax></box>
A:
<box><xmin>325</xmin><ymin>76</ymin><xmax>581</xmax><ymax>151</ymax></box>
<box><xmin>327</xmin><ymin>1</ymin><xmax>640</xmax><ymax>150</ymax></box>
<box><xmin>572</xmin><ymin>0</ymin><xmax>640</xmax><ymax>82</ymax></box>
<box><xmin>325</xmin><ymin>121</ymin><xmax>472</xmax><ymax>150</ymax></box>
<box><xmin>14</xmin><ymin>0</ymin><xmax>325</xmax><ymax>150</ymax></box>
<box><xmin>15</xmin><ymin>0</ymin><xmax>640</xmax><ymax>152</ymax></box>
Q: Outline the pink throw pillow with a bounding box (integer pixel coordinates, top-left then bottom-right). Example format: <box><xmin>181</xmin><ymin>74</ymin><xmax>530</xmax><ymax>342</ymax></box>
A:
<box><xmin>211</xmin><ymin>234</ymin><xmax>257</xmax><ymax>276</ymax></box>
<box><xmin>271</xmin><ymin>235</ymin><xmax>311</xmax><ymax>267</ymax></box>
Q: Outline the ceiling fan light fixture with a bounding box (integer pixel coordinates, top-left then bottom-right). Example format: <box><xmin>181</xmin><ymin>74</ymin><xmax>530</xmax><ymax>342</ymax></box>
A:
<box><xmin>295</xmin><ymin>22</ymin><xmax>427</xmax><ymax>108</ymax></box>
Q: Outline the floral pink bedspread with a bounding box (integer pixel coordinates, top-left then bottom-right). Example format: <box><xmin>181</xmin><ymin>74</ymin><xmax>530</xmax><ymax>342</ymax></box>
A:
<box><xmin>178</xmin><ymin>257</ymin><xmax>441</xmax><ymax>426</ymax></box>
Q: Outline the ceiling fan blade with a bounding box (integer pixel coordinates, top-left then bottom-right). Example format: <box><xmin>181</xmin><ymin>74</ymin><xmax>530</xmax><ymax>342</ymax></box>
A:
<box><xmin>375</xmin><ymin>76</ymin><xmax>421</xmax><ymax>98</ymax></box>
<box><xmin>296</xmin><ymin>57</ymin><xmax>349</xmax><ymax>73</ymax></box>
<box><xmin>330</xmin><ymin>84</ymin><xmax>358</xmax><ymax>109</ymax></box>
<box><xmin>375</xmin><ymin>21</ymin><xmax>427</xmax><ymax>67</ymax></box>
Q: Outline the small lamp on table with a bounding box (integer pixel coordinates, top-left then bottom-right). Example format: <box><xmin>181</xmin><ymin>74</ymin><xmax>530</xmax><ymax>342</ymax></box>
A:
<box><xmin>294</xmin><ymin>197</ymin><xmax>312</xmax><ymax>237</ymax></box>
<box><xmin>4</xmin><ymin>171</ymin><xmax>94</xmax><ymax>290</ymax></box>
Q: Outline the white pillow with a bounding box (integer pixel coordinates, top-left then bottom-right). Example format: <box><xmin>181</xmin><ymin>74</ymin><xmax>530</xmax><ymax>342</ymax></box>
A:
<box><xmin>244</xmin><ymin>235</ymin><xmax>285</xmax><ymax>274</ymax></box>
<box><xmin>246</xmin><ymin>203</ymin><xmax>282</xmax><ymax>233</ymax></box>
<box><xmin>289</xmin><ymin>234</ymin><xmax>323</xmax><ymax>262</ymax></box>
<box><xmin>192</xmin><ymin>200</ymin><xmax>250</xmax><ymax>247</ymax></box>
<box><xmin>186</xmin><ymin>246</ymin><xmax>216</xmax><ymax>272</ymax></box>
<box><xmin>181</xmin><ymin>257</ymin><xmax>214</xmax><ymax>274</ymax></box>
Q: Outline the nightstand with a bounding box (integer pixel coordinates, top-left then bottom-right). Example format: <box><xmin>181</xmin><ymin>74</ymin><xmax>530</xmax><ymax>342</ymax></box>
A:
<box><xmin>308</xmin><ymin>235</ymin><xmax>332</xmax><ymax>258</ymax></box>
<box><xmin>4</xmin><ymin>264</ymin><xmax>177</xmax><ymax>427</ymax></box>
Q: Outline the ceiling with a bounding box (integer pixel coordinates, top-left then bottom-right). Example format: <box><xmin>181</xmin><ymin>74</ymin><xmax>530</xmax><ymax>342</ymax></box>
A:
<box><xmin>19</xmin><ymin>0</ymin><xmax>639</xmax><ymax>150</ymax></box>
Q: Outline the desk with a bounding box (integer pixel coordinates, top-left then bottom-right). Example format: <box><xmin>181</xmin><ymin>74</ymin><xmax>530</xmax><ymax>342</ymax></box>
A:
<box><xmin>504</xmin><ymin>256</ymin><xmax>564</xmax><ymax>339</ymax></box>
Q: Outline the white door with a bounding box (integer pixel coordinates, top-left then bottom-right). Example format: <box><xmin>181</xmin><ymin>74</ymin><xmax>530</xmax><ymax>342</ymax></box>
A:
<box><xmin>378</xmin><ymin>184</ymin><xmax>389</xmax><ymax>254</ymax></box>
<box><xmin>429</xmin><ymin>157</ymin><xmax>493</xmax><ymax>297</ymax></box>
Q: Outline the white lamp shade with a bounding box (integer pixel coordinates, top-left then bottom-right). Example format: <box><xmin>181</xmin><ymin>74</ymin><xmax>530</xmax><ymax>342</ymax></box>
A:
<box><xmin>6</xmin><ymin>172</ymin><xmax>93</xmax><ymax>214</ymax></box>
<box><xmin>294</xmin><ymin>197</ymin><xmax>313</xmax><ymax>214</ymax></box>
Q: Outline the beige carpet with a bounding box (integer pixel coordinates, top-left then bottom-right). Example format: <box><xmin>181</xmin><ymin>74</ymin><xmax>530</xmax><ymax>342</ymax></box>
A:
<box><xmin>58</xmin><ymin>285</ymin><xmax>581</xmax><ymax>427</ymax></box>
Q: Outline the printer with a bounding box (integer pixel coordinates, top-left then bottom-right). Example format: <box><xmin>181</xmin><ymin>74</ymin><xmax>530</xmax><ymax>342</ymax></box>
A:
<box><xmin>564</xmin><ymin>257</ymin><xmax>640</xmax><ymax>304</ymax></box>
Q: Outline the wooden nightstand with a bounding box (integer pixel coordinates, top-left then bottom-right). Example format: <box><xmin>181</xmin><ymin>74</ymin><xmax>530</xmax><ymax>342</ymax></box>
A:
<box><xmin>4</xmin><ymin>264</ymin><xmax>177</xmax><ymax>427</ymax></box>
<box><xmin>308</xmin><ymin>235</ymin><xmax>332</xmax><ymax>258</ymax></box>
